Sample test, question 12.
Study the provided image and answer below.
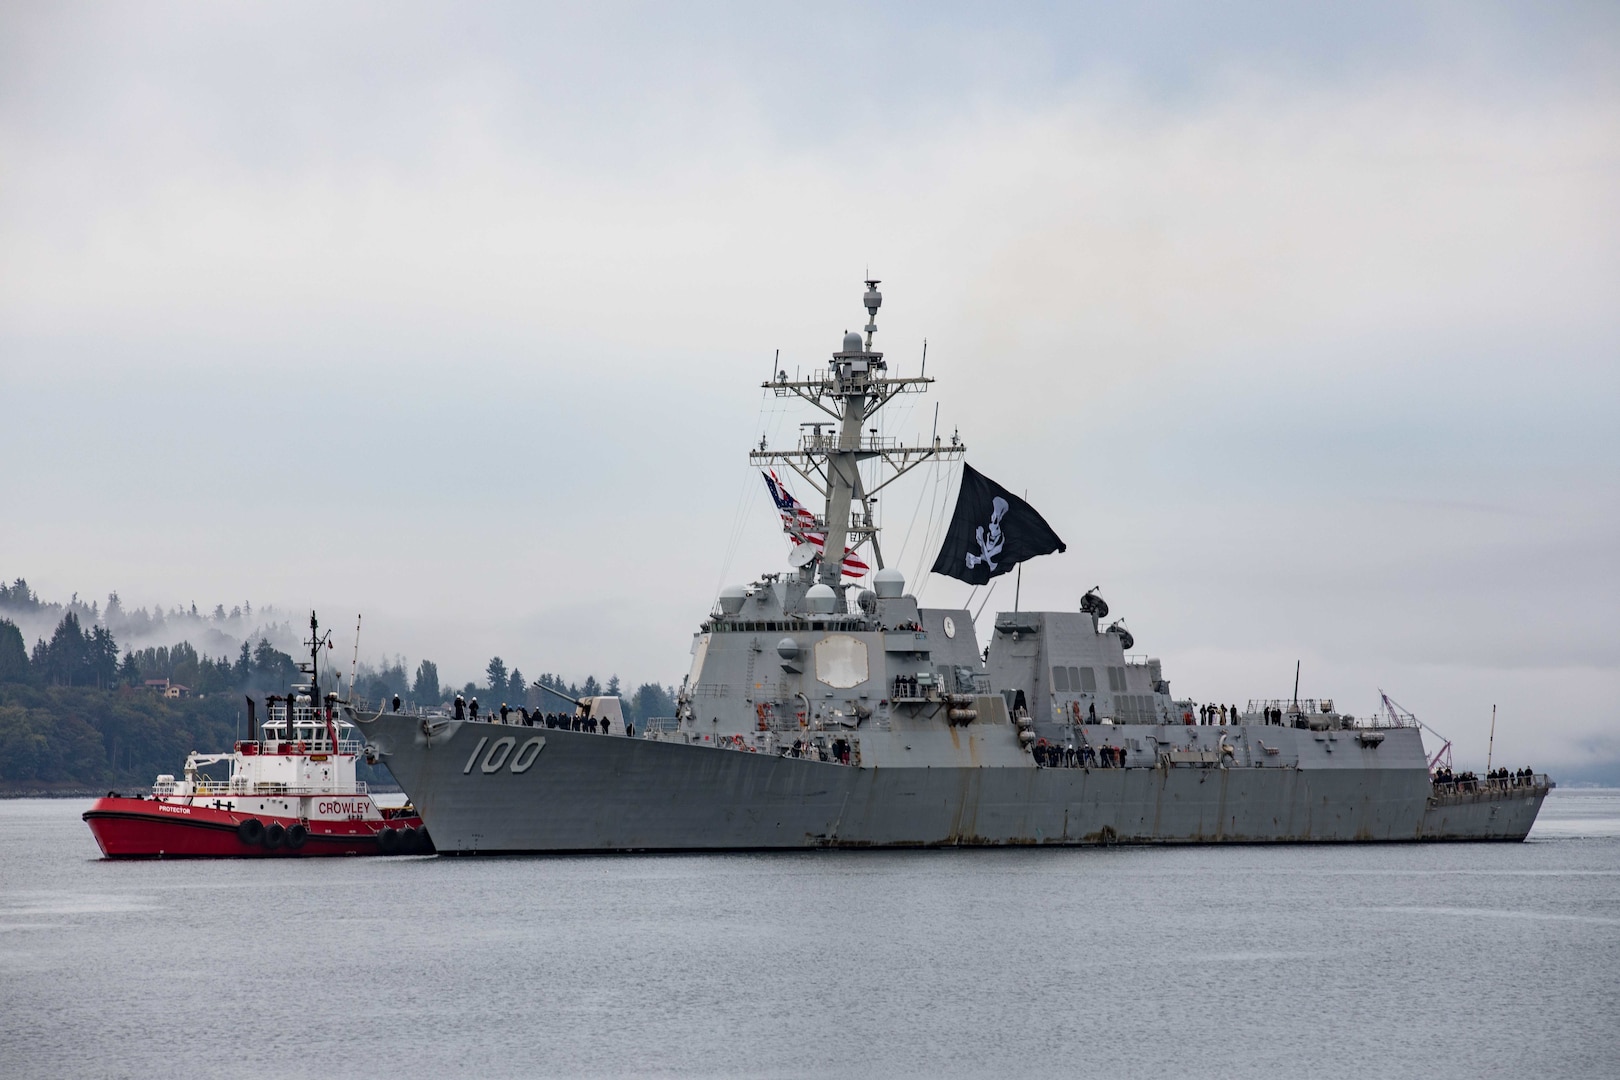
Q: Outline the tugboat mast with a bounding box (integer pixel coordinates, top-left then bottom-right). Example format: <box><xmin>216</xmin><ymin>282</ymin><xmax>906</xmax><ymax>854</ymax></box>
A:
<box><xmin>750</xmin><ymin>280</ymin><xmax>965</xmax><ymax>590</ymax></box>
<box><xmin>301</xmin><ymin>611</ymin><xmax>331</xmax><ymax>698</ymax></box>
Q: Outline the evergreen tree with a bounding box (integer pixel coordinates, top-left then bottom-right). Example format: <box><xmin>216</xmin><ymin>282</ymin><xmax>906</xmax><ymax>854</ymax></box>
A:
<box><xmin>0</xmin><ymin>619</ymin><xmax>29</xmax><ymax>683</ymax></box>
<box><xmin>485</xmin><ymin>656</ymin><xmax>508</xmax><ymax>693</ymax></box>
<box><xmin>118</xmin><ymin>651</ymin><xmax>139</xmax><ymax>686</ymax></box>
<box><xmin>40</xmin><ymin>613</ymin><xmax>89</xmax><ymax>686</ymax></box>
<box><xmin>88</xmin><ymin>625</ymin><xmax>118</xmax><ymax>688</ymax></box>
<box><xmin>507</xmin><ymin>668</ymin><xmax>525</xmax><ymax>702</ymax></box>
<box><xmin>606</xmin><ymin>674</ymin><xmax>621</xmax><ymax>697</ymax></box>
<box><xmin>581</xmin><ymin>674</ymin><xmax>601</xmax><ymax>698</ymax></box>
<box><xmin>631</xmin><ymin>683</ymin><xmax>675</xmax><ymax>725</ymax></box>
<box><xmin>0</xmin><ymin>578</ymin><xmax>41</xmax><ymax>610</ymax></box>
<box><xmin>413</xmin><ymin>660</ymin><xmax>440</xmax><ymax>702</ymax></box>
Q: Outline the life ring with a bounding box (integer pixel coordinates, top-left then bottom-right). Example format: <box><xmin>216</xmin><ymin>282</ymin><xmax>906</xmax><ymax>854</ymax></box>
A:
<box><xmin>1036</xmin><ymin>737</ymin><xmax>1048</xmax><ymax>748</ymax></box>
<box><xmin>236</xmin><ymin>818</ymin><xmax>264</xmax><ymax>846</ymax></box>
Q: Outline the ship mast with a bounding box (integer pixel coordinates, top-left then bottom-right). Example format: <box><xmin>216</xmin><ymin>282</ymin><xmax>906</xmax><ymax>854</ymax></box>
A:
<box><xmin>750</xmin><ymin>280</ymin><xmax>965</xmax><ymax>590</ymax></box>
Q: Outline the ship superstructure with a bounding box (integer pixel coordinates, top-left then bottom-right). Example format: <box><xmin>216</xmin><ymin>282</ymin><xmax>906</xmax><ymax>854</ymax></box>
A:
<box><xmin>351</xmin><ymin>281</ymin><xmax>1550</xmax><ymax>852</ymax></box>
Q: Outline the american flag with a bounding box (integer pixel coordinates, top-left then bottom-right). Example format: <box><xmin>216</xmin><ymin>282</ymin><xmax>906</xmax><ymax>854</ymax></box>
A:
<box><xmin>761</xmin><ymin>470</ymin><xmax>870</xmax><ymax>578</ymax></box>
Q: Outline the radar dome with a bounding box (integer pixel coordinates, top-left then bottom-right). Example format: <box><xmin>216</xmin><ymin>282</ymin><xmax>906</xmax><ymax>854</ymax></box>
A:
<box><xmin>872</xmin><ymin>567</ymin><xmax>905</xmax><ymax>598</ymax></box>
<box><xmin>776</xmin><ymin>637</ymin><xmax>800</xmax><ymax>660</ymax></box>
<box><xmin>718</xmin><ymin>585</ymin><xmax>746</xmax><ymax>615</ymax></box>
<box><xmin>841</xmin><ymin>331</ymin><xmax>863</xmax><ymax>354</ymax></box>
<box><xmin>804</xmin><ymin>583</ymin><xmax>837</xmax><ymax>614</ymax></box>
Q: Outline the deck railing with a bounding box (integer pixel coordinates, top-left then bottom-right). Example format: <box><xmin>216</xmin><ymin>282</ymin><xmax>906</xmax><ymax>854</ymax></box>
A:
<box><xmin>155</xmin><ymin>779</ymin><xmax>370</xmax><ymax>797</ymax></box>
<box><xmin>1432</xmin><ymin>774</ymin><xmax>1549</xmax><ymax>794</ymax></box>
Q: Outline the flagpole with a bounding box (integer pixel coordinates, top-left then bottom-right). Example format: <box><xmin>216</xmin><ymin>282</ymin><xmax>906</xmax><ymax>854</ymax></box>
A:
<box><xmin>1014</xmin><ymin>488</ymin><xmax>1027</xmax><ymax>612</ymax></box>
<box><xmin>1486</xmin><ymin>704</ymin><xmax>1497</xmax><ymax>773</ymax></box>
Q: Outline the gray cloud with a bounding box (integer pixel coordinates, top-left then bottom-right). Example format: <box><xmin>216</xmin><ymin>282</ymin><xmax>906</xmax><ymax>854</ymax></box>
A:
<box><xmin>2</xmin><ymin>2</ymin><xmax>1616</xmax><ymax>768</ymax></box>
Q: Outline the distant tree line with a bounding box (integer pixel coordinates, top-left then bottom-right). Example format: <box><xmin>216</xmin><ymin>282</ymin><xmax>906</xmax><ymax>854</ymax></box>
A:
<box><xmin>0</xmin><ymin>576</ymin><xmax>680</xmax><ymax>790</ymax></box>
<box><xmin>355</xmin><ymin>657</ymin><xmax>676</xmax><ymax>727</ymax></box>
<box><xmin>1</xmin><ymin>614</ymin><xmax>298</xmax><ymax>696</ymax></box>
<box><xmin>0</xmin><ymin>577</ymin><xmax>292</xmax><ymax>656</ymax></box>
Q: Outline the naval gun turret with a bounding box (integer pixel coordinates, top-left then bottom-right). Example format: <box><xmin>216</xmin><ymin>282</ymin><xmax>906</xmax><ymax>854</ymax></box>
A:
<box><xmin>534</xmin><ymin>680</ymin><xmax>625</xmax><ymax>734</ymax></box>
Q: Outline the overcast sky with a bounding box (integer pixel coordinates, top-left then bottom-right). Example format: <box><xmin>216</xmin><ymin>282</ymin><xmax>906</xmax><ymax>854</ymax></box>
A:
<box><xmin>2</xmin><ymin>2</ymin><xmax>1616</xmax><ymax>774</ymax></box>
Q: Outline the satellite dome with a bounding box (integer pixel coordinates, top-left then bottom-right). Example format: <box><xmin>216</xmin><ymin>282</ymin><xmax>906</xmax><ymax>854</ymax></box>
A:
<box><xmin>856</xmin><ymin>589</ymin><xmax>878</xmax><ymax>614</ymax></box>
<box><xmin>718</xmin><ymin>585</ymin><xmax>746</xmax><ymax>615</ymax></box>
<box><xmin>804</xmin><ymin>583</ymin><xmax>837</xmax><ymax>614</ymax></box>
<box><xmin>872</xmin><ymin>567</ymin><xmax>905</xmax><ymax>599</ymax></box>
<box><xmin>777</xmin><ymin>637</ymin><xmax>800</xmax><ymax>660</ymax></box>
<box><xmin>841</xmin><ymin>331</ymin><xmax>863</xmax><ymax>354</ymax></box>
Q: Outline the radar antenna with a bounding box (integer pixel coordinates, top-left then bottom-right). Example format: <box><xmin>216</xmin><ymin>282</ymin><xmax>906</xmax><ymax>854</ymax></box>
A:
<box><xmin>751</xmin><ymin>279</ymin><xmax>965</xmax><ymax>587</ymax></box>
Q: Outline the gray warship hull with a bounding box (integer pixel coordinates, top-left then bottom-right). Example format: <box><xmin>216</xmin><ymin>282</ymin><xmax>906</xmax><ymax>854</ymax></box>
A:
<box><xmin>357</xmin><ymin>712</ymin><xmax>1548</xmax><ymax>853</ymax></box>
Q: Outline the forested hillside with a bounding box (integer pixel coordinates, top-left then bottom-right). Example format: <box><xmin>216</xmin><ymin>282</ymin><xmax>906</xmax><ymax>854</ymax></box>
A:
<box><xmin>0</xmin><ymin>682</ymin><xmax>248</xmax><ymax>793</ymax></box>
<box><xmin>0</xmin><ymin>577</ymin><xmax>677</xmax><ymax>792</ymax></box>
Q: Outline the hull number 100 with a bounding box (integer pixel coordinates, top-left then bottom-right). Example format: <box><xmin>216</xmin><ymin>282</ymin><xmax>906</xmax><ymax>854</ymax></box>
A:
<box><xmin>463</xmin><ymin>735</ymin><xmax>546</xmax><ymax>775</ymax></box>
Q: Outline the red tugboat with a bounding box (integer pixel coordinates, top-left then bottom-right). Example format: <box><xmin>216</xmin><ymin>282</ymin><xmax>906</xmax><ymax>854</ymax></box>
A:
<box><xmin>83</xmin><ymin>613</ymin><xmax>430</xmax><ymax>858</ymax></box>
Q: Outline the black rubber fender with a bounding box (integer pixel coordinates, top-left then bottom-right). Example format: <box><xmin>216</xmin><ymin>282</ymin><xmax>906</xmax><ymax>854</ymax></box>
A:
<box><xmin>285</xmin><ymin>822</ymin><xmax>308</xmax><ymax>850</ymax></box>
<box><xmin>263</xmin><ymin>821</ymin><xmax>287</xmax><ymax>849</ymax></box>
<box><xmin>377</xmin><ymin>826</ymin><xmax>400</xmax><ymax>854</ymax></box>
<box><xmin>399</xmin><ymin>826</ymin><xmax>419</xmax><ymax>853</ymax></box>
<box><xmin>236</xmin><ymin>818</ymin><xmax>264</xmax><ymax>846</ymax></box>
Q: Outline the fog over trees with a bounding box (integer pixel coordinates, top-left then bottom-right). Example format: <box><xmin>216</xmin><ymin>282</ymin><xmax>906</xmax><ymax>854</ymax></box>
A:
<box><xmin>0</xmin><ymin>576</ymin><xmax>679</xmax><ymax>790</ymax></box>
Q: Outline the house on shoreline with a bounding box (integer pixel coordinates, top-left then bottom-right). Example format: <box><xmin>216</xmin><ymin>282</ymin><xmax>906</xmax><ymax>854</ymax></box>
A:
<box><xmin>142</xmin><ymin>678</ymin><xmax>191</xmax><ymax>699</ymax></box>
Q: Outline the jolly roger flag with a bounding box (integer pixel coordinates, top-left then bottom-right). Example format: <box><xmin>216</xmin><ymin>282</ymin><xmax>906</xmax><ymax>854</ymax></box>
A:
<box><xmin>930</xmin><ymin>463</ymin><xmax>1067</xmax><ymax>585</ymax></box>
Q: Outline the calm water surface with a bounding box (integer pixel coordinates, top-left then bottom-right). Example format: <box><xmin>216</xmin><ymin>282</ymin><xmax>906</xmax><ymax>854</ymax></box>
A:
<box><xmin>2</xmin><ymin>792</ymin><xmax>1617</xmax><ymax>1079</ymax></box>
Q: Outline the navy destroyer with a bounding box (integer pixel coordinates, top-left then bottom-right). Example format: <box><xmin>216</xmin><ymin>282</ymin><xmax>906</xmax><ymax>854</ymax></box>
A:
<box><xmin>351</xmin><ymin>281</ymin><xmax>1550</xmax><ymax>852</ymax></box>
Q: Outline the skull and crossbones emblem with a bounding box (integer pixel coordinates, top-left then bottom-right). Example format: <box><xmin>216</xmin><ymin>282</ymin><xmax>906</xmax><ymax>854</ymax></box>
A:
<box><xmin>965</xmin><ymin>496</ymin><xmax>1008</xmax><ymax>571</ymax></box>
